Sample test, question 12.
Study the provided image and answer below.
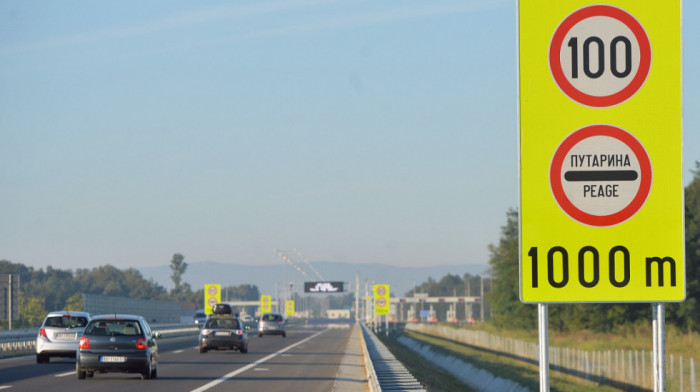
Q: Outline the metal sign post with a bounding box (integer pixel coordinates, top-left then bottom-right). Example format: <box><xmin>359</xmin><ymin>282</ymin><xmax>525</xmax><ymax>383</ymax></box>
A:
<box><xmin>653</xmin><ymin>303</ymin><xmax>666</xmax><ymax>392</ymax></box>
<box><xmin>538</xmin><ymin>304</ymin><xmax>549</xmax><ymax>392</ymax></box>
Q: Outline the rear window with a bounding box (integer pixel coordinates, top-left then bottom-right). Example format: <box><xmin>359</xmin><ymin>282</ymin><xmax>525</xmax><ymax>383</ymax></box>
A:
<box><xmin>205</xmin><ymin>318</ymin><xmax>240</xmax><ymax>329</ymax></box>
<box><xmin>194</xmin><ymin>311</ymin><xmax>206</xmax><ymax>318</ymax></box>
<box><xmin>85</xmin><ymin>320</ymin><xmax>143</xmax><ymax>336</ymax></box>
<box><xmin>262</xmin><ymin>314</ymin><xmax>282</xmax><ymax>322</ymax></box>
<box><xmin>44</xmin><ymin>316</ymin><xmax>88</xmax><ymax>328</ymax></box>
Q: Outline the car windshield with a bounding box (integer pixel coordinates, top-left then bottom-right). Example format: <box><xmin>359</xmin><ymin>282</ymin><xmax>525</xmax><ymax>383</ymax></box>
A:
<box><xmin>205</xmin><ymin>318</ymin><xmax>240</xmax><ymax>329</ymax></box>
<box><xmin>44</xmin><ymin>316</ymin><xmax>88</xmax><ymax>328</ymax></box>
<box><xmin>262</xmin><ymin>315</ymin><xmax>282</xmax><ymax>322</ymax></box>
<box><xmin>85</xmin><ymin>320</ymin><xmax>142</xmax><ymax>336</ymax></box>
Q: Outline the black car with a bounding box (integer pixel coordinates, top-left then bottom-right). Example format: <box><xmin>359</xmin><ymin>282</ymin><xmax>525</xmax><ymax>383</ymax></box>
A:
<box><xmin>198</xmin><ymin>314</ymin><xmax>248</xmax><ymax>353</ymax></box>
<box><xmin>76</xmin><ymin>315</ymin><xmax>159</xmax><ymax>380</ymax></box>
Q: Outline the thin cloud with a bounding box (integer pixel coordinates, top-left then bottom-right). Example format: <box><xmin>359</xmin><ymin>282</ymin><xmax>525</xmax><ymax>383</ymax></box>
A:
<box><xmin>227</xmin><ymin>1</ymin><xmax>506</xmax><ymax>42</ymax></box>
<box><xmin>1</xmin><ymin>0</ymin><xmax>505</xmax><ymax>56</ymax></box>
<box><xmin>0</xmin><ymin>0</ymin><xmax>333</xmax><ymax>56</ymax></box>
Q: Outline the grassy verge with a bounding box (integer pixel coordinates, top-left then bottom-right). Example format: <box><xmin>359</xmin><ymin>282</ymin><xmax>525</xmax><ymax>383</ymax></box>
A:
<box><xmin>380</xmin><ymin>329</ymin><xmax>645</xmax><ymax>392</ymax></box>
<box><xmin>470</xmin><ymin>322</ymin><xmax>699</xmax><ymax>358</ymax></box>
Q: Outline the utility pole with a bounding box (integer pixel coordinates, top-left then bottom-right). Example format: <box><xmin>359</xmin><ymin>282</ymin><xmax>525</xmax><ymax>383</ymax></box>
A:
<box><xmin>480</xmin><ymin>275</ymin><xmax>485</xmax><ymax>321</ymax></box>
<box><xmin>8</xmin><ymin>274</ymin><xmax>12</xmax><ymax>330</ymax></box>
<box><xmin>355</xmin><ymin>273</ymin><xmax>360</xmax><ymax>322</ymax></box>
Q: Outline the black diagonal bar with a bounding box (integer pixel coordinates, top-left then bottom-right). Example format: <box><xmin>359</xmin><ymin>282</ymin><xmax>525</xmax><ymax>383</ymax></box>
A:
<box><xmin>564</xmin><ymin>170</ymin><xmax>638</xmax><ymax>182</ymax></box>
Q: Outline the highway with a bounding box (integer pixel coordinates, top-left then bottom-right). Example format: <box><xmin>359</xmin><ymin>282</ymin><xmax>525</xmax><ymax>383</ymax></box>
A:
<box><xmin>0</xmin><ymin>326</ymin><xmax>365</xmax><ymax>392</ymax></box>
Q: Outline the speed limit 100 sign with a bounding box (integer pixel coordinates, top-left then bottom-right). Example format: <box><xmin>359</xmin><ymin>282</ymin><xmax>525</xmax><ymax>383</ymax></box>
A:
<box><xmin>549</xmin><ymin>5</ymin><xmax>652</xmax><ymax>108</ymax></box>
<box><xmin>519</xmin><ymin>1</ymin><xmax>683</xmax><ymax>303</ymax></box>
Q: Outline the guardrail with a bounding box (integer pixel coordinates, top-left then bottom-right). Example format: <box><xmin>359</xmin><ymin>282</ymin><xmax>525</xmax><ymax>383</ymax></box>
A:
<box><xmin>361</xmin><ymin>323</ymin><xmax>426</xmax><ymax>391</ymax></box>
<box><xmin>360</xmin><ymin>324</ymin><xmax>381</xmax><ymax>392</ymax></box>
<box><xmin>0</xmin><ymin>324</ymin><xmax>200</xmax><ymax>358</ymax></box>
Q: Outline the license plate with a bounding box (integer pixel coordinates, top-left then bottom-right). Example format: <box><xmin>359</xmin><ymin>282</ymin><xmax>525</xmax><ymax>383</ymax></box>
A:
<box><xmin>100</xmin><ymin>356</ymin><xmax>126</xmax><ymax>363</ymax></box>
<box><xmin>56</xmin><ymin>333</ymin><xmax>76</xmax><ymax>339</ymax></box>
<box><xmin>214</xmin><ymin>331</ymin><xmax>230</xmax><ymax>336</ymax></box>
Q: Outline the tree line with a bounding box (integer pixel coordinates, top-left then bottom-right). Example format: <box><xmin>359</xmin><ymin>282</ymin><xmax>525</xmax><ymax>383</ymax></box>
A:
<box><xmin>0</xmin><ymin>254</ymin><xmax>260</xmax><ymax>328</ymax></box>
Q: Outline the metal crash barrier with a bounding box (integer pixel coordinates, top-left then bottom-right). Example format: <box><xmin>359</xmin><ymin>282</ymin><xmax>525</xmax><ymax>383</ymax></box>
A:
<box><xmin>360</xmin><ymin>323</ymin><xmax>426</xmax><ymax>392</ymax></box>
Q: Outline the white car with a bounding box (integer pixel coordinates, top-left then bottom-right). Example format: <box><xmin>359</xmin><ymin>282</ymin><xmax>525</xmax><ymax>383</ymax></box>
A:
<box><xmin>36</xmin><ymin>311</ymin><xmax>91</xmax><ymax>363</ymax></box>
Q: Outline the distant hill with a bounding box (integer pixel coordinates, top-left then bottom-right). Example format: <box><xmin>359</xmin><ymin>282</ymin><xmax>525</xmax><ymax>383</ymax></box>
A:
<box><xmin>140</xmin><ymin>261</ymin><xmax>488</xmax><ymax>299</ymax></box>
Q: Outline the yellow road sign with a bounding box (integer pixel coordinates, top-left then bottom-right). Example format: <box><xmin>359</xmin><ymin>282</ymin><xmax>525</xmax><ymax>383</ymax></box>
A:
<box><xmin>260</xmin><ymin>295</ymin><xmax>272</xmax><ymax>314</ymax></box>
<box><xmin>519</xmin><ymin>1</ymin><xmax>683</xmax><ymax>303</ymax></box>
<box><xmin>285</xmin><ymin>300</ymin><xmax>295</xmax><ymax>317</ymax></box>
<box><xmin>204</xmin><ymin>284</ymin><xmax>221</xmax><ymax>315</ymax></box>
<box><xmin>374</xmin><ymin>284</ymin><xmax>390</xmax><ymax>315</ymax></box>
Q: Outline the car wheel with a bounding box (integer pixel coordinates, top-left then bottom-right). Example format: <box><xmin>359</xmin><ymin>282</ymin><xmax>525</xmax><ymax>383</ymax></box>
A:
<box><xmin>240</xmin><ymin>344</ymin><xmax>248</xmax><ymax>354</ymax></box>
<box><xmin>199</xmin><ymin>346</ymin><xmax>207</xmax><ymax>353</ymax></box>
<box><xmin>87</xmin><ymin>372</ymin><xmax>94</xmax><ymax>378</ymax></box>
<box><xmin>150</xmin><ymin>365</ymin><xmax>158</xmax><ymax>379</ymax></box>
<box><xmin>258</xmin><ymin>333</ymin><xmax>263</xmax><ymax>337</ymax></box>
<box><xmin>141</xmin><ymin>359</ymin><xmax>152</xmax><ymax>380</ymax></box>
<box><xmin>36</xmin><ymin>354</ymin><xmax>48</xmax><ymax>363</ymax></box>
<box><xmin>76</xmin><ymin>366</ymin><xmax>86</xmax><ymax>380</ymax></box>
<box><xmin>282</xmin><ymin>332</ymin><xmax>286</xmax><ymax>338</ymax></box>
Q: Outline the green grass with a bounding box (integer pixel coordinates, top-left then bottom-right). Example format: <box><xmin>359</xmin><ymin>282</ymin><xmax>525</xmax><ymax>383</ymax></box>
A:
<box><xmin>457</xmin><ymin>321</ymin><xmax>699</xmax><ymax>359</ymax></box>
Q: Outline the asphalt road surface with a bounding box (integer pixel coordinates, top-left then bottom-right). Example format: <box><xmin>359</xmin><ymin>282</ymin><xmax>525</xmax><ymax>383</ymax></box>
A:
<box><xmin>0</xmin><ymin>326</ymin><xmax>361</xmax><ymax>392</ymax></box>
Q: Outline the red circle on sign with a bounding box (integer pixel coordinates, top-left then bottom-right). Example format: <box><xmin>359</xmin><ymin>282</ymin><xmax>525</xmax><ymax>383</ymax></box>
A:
<box><xmin>550</xmin><ymin>124</ymin><xmax>652</xmax><ymax>227</ymax></box>
<box><xmin>207</xmin><ymin>286</ymin><xmax>218</xmax><ymax>296</ymax></box>
<box><xmin>549</xmin><ymin>5</ymin><xmax>652</xmax><ymax>107</ymax></box>
<box><xmin>376</xmin><ymin>298</ymin><xmax>386</xmax><ymax>307</ymax></box>
<box><xmin>376</xmin><ymin>287</ymin><xmax>386</xmax><ymax>296</ymax></box>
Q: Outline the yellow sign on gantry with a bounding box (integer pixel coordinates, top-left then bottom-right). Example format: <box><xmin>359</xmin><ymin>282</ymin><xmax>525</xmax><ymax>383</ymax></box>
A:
<box><xmin>285</xmin><ymin>300</ymin><xmax>295</xmax><ymax>317</ymax></box>
<box><xmin>204</xmin><ymin>284</ymin><xmax>221</xmax><ymax>315</ymax></box>
<box><xmin>519</xmin><ymin>1</ymin><xmax>684</xmax><ymax>303</ymax></box>
<box><xmin>373</xmin><ymin>284</ymin><xmax>390</xmax><ymax>315</ymax></box>
<box><xmin>260</xmin><ymin>295</ymin><xmax>272</xmax><ymax>314</ymax></box>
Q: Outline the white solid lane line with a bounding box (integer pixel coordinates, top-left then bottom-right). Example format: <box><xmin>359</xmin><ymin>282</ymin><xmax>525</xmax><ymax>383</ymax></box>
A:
<box><xmin>0</xmin><ymin>386</ymin><xmax>13</xmax><ymax>390</ymax></box>
<box><xmin>189</xmin><ymin>329</ymin><xmax>327</xmax><ymax>392</ymax></box>
<box><xmin>55</xmin><ymin>371</ymin><xmax>74</xmax><ymax>378</ymax></box>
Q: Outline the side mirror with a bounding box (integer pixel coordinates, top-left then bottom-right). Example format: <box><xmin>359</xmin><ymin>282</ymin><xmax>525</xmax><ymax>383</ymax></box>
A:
<box><xmin>153</xmin><ymin>331</ymin><xmax>162</xmax><ymax>339</ymax></box>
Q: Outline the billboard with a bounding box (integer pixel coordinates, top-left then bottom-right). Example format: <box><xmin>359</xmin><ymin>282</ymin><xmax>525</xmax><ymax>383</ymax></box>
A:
<box><xmin>304</xmin><ymin>281</ymin><xmax>344</xmax><ymax>293</ymax></box>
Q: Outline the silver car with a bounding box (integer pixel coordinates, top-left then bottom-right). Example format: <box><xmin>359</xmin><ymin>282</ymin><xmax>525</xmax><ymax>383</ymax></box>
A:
<box><xmin>258</xmin><ymin>313</ymin><xmax>286</xmax><ymax>338</ymax></box>
<box><xmin>36</xmin><ymin>311</ymin><xmax>91</xmax><ymax>363</ymax></box>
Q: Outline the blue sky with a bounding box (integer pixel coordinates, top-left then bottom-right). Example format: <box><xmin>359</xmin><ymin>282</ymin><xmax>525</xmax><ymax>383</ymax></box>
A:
<box><xmin>1</xmin><ymin>0</ymin><xmax>698</xmax><ymax>272</ymax></box>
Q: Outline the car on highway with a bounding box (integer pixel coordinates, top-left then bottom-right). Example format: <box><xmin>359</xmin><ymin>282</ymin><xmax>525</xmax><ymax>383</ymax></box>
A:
<box><xmin>258</xmin><ymin>313</ymin><xmax>286</xmax><ymax>338</ymax></box>
<box><xmin>36</xmin><ymin>311</ymin><xmax>91</xmax><ymax>363</ymax></box>
<box><xmin>240</xmin><ymin>314</ymin><xmax>257</xmax><ymax>331</ymax></box>
<box><xmin>193</xmin><ymin>309</ymin><xmax>207</xmax><ymax>328</ymax></box>
<box><xmin>76</xmin><ymin>314</ymin><xmax>159</xmax><ymax>380</ymax></box>
<box><xmin>199</xmin><ymin>313</ymin><xmax>248</xmax><ymax>353</ymax></box>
